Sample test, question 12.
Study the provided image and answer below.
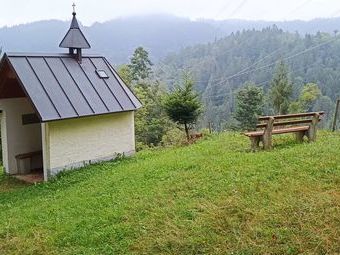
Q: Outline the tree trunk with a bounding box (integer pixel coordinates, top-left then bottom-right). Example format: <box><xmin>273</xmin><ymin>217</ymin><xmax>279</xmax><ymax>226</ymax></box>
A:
<box><xmin>184</xmin><ymin>122</ymin><xmax>190</xmax><ymax>141</ymax></box>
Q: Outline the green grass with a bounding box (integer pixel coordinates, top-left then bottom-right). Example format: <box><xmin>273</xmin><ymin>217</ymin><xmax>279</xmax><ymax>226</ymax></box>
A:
<box><xmin>0</xmin><ymin>132</ymin><xmax>339</xmax><ymax>255</ymax></box>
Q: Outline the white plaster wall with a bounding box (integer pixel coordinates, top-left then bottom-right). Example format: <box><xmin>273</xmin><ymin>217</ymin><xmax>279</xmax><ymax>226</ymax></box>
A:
<box><xmin>45</xmin><ymin>111</ymin><xmax>135</xmax><ymax>176</ymax></box>
<box><xmin>0</xmin><ymin>98</ymin><xmax>42</xmax><ymax>174</ymax></box>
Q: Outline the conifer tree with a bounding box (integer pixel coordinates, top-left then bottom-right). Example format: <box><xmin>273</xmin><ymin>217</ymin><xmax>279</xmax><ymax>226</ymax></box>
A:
<box><xmin>128</xmin><ymin>47</ymin><xmax>153</xmax><ymax>82</ymax></box>
<box><xmin>234</xmin><ymin>83</ymin><xmax>264</xmax><ymax>131</ymax></box>
<box><xmin>270</xmin><ymin>60</ymin><xmax>293</xmax><ymax>115</ymax></box>
<box><xmin>119</xmin><ymin>48</ymin><xmax>170</xmax><ymax>148</ymax></box>
<box><xmin>163</xmin><ymin>74</ymin><xmax>202</xmax><ymax>141</ymax></box>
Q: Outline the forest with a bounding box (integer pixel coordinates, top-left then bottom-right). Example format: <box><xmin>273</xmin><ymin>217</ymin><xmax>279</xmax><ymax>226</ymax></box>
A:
<box><xmin>118</xmin><ymin>26</ymin><xmax>340</xmax><ymax>148</ymax></box>
<box><xmin>157</xmin><ymin>26</ymin><xmax>340</xmax><ymax>130</ymax></box>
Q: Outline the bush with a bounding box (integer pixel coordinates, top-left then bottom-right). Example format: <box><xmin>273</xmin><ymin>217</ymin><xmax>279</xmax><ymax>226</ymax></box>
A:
<box><xmin>161</xmin><ymin>128</ymin><xmax>187</xmax><ymax>147</ymax></box>
<box><xmin>136</xmin><ymin>141</ymin><xmax>151</xmax><ymax>152</ymax></box>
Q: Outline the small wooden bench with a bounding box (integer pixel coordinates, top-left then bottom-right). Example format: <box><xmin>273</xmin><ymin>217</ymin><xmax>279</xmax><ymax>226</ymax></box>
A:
<box><xmin>244</xmin><ymin>112</ymin><xmax>324</xmax><ymax>151</ymax></box>
<box><xmin>15</xmin><ymin>150</ymin><xmax>43</xmax><ymax>174</ymax></box>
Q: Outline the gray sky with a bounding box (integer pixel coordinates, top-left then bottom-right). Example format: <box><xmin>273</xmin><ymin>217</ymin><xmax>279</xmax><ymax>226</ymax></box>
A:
<box><xmin>1</xmin><ymin>0</ymin><xmax>340</xmax><ymax>27</ymax></box>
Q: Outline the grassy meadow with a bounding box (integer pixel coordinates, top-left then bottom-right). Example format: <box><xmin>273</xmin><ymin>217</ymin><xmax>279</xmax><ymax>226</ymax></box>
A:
<box><xmin>0</xmin><ymin>132</ymin><xmax>339</xmax><ymax>254</ymax></box>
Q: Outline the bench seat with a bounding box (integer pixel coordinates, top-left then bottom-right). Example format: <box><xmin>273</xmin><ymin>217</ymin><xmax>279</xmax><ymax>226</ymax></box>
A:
<box><xmin>15</xmin><ymin>150</ymin><xmax>42</xmax><ymax>160</ymax></box>
<box><xmin>244</xmin><ymin>126</ymin><xmax>310</xmax><ymax>137</ymax></box>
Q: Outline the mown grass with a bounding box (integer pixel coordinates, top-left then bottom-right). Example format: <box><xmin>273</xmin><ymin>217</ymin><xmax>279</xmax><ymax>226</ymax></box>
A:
<box><xmin>0</xmin><ymin>132</ymin><xmax>339</xmax><ymax>255</ymax></box>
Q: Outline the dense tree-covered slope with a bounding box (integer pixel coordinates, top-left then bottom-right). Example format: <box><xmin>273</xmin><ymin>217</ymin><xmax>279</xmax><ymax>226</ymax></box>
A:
<box><xmin>158</xmin><ymin>27</ymin><xmax>340</xmax><ymax>129</ymax></box>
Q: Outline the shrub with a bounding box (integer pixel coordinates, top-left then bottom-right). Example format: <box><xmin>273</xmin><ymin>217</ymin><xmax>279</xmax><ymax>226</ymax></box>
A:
<box><xmin>161</xmin><ymin>128</ymin><xmax>187</xmax><ymax>147</ymax></box>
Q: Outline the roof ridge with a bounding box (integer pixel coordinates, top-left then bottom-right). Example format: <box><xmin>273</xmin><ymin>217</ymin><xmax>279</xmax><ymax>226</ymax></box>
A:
<box><xmin>5</xmin><ymin>52</ymin><xmax>103</xmax><ymax>57</ymax></box>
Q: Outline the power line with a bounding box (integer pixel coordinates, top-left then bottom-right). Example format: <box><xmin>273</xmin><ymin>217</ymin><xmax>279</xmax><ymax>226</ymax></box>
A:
<box><xmin>212</xmin><ymin>0</ymin><xmax>249</xmax><ymax>39</ymax></box>
<box><xmin>157</xmin><ymin>1</ymin><xmax>312</xmax><ymax>80</ymax></box>
<box><xmin>156</xmin><ymin>12</ymin><xmax>339</xmax><ymax>91</ymax></box>
<box><xmin>228</xmin><ymin>0</ymin><xmax>249</xmax><ymax>18</ymax></box>
<box><xmin>158</xmin><ymin>35</ymin><xmax>338</xmax><ymax>90</ymax></box>
<box><xmin>216</xmin><ymin>46</ymin><xmax>285</xmax><ymax>81</ymax></box>
<box><xmin>214</xmin><ymin>0</ymin><xmax>234</xmax><ymax>19</ymax></box>
<box><xmin>285</xmin><ymin>0</ymin><xmax>314</xmax><ymax>19</ymax></box>
<box><xmin>211</xmin><ymin>36</ymin><xmax>339</xmax><ymax>86</ymax></box>
<box><xmin>192</xmin><ymin>44</ymin><xmax>286</xmax><ymax>85</ymax></box>
<box><xmin>199</xmin><ymin>62</ymin><xmax>322</xmax><ymax>101</ymax></box>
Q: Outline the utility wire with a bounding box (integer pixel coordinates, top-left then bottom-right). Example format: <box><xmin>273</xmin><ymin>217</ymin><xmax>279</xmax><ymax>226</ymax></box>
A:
<box><xmin>284</xmin><ymin>0</ymin><xmax>314</xmax><ymax>19</ymax></box>
<box><xmin>215</xmin><ymin>46</ymin><xmax>285</xmax><ymax>82</ymax></box>
<box><xmin>156</xmin><ymin>1</ymin><xmax>338</xmax><ymax>89</ymax></box>
<box><xmin>158</xmin><ymin>35</ymin><xmax>338</xmax><ymax>89</ymax></box>
<box><xmin>228</xmin><ymin>0</ymin><xmax>249</xmax><ymax>18</ymax></box>
<box><xmin>213</xmin><ymin>0</ymin><xmax>249</xmax><ymax>39</ymax></box>
<box><xmin>210</xmin><ymin>36</ymin><xmax>339</xmax><ymax>86</ymax></box>
<box><xmin>191</xmin><ymin>45</ymin><xmax>286</xmax><ymax>85</ymax></box>
<box><xmin>214</xmin><ymin>0</ymin><xmax>233</xmax><ymax>19</ymax></box>
<box><xmin>200</xmin><ymin>63</ymin><xmax>320</xmax><ymax>100</ymax></box>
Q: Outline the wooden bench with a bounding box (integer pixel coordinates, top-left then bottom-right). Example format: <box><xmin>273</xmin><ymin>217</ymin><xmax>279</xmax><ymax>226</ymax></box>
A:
<box><xmin>15</xmin><ymin>150</ymin><xmax>42</xmax><ymax>174</ymax></box>
<box><xmin>244</xmin><ymin>112</ymin><xmax>324</xmax><ymax>151</ymax></box>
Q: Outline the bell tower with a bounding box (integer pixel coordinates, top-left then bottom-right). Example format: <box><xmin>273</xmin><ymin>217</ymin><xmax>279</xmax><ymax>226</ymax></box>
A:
<box><xmin>59</xmin><ymin>3</ymin><xmax>91</xmax><ymax>63</ymax></box>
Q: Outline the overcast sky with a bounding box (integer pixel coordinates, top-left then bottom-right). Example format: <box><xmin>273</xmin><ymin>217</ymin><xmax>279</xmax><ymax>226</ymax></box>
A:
<box><xmin>1</xmin><ymin>0</ymin><xmax>340</xmax><ymax>27</ymax></box>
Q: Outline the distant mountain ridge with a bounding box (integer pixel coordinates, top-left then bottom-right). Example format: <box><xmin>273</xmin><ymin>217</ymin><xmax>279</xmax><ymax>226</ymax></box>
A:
<box><xmin>1</xmin><ymin>15</ymin><xmax>340</xmax><ymax>64</ymax></box>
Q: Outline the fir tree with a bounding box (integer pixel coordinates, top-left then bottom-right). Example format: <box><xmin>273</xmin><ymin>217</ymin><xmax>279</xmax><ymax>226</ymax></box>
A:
<box><xmin>119</xmin><ymin>48</ymin><xmax>170</xmax><ymax>149</ymax></box>
<box><xmin>270</xmin><ymin>60</ymin><xmax>293</xmax><ymax>115</ymax></box>
<box><xmin>163</xmin><ymin>74</ymin><xmax>202</xmax><ymax>141</ymax></box>
<box><xmin>128</xmin><ymin>47</ymin><xmax>153</xmax><ymax>82</ymax></box>
<box><xmin>234</xmin><ymin>83</ymin><xmax>264</xmax><ymax>131</ymax></box>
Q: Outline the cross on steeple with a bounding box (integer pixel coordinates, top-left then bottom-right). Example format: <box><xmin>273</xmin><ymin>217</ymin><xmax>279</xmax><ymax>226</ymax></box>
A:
<box><xmin>72</xmin><ymin>3</ymin><xmax>76</xmax><ymax>14</ymax></box>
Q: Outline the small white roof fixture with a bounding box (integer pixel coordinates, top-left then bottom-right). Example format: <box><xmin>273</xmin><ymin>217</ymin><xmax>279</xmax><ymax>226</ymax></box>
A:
<box><xmin>96</xmin><ymin>69</ymin><xmax>109</xmax><ymax>79</ymax></box>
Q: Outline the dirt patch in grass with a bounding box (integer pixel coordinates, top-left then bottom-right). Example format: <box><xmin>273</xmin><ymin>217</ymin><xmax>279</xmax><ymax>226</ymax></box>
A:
<box><xmin>0</xmin><ymin>171</ymin><xmax>29</xmax><ymax>193</ymax></box>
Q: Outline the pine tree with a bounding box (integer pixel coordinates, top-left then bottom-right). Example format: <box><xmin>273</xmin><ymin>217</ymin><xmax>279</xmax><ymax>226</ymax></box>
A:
<box><xmin>163</xmin><ymin>74</ymin><xmax>202</xmax><ymax>141</ymax></box>
<box><xmin>128</xmin><ymin>47</ymin><xmax>153</xmax><ymax>82</ymax></box>
<box><xmin>119</xmin><ymin>48</ymin><xmax>170</xmax><ymax>149</ymax></box>
<box><xmin>234</xmin><ymin>83</ymin><xmax>264</xmax><ymax>131</ymax></box>
<box><xmin>270</xmin><ymin>60</ymin><xmax>293</xmax><ymax>115</ymax></box>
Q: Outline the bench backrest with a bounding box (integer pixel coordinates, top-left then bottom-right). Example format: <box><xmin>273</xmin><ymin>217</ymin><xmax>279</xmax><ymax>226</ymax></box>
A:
<box><xmin>256</xmin><ymin>112</ymin><xmax>324</xmax><ymax>129</ymax></box>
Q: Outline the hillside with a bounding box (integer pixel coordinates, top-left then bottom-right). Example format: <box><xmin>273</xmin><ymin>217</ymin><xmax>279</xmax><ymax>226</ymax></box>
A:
<box><xmin>1</xmin><ymin>132</ymin><xmax>339</xmax><ymax>254</ymax></box>
<box><xmin>2</xmin><ymin>15</ymin><xmax>340</xmax><ymax>63</ymax></box>
<box><xmin>158</xmin><ymin>28</ymin><xmax>340</xmax><ymax>129</ymax></box>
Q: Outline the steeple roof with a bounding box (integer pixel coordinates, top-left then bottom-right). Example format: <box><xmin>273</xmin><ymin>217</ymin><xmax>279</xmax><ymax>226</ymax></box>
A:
<box><xmin>59</xmin><ymin>11</ymin><xmax>91</xmax><ymax>49</ymax></box>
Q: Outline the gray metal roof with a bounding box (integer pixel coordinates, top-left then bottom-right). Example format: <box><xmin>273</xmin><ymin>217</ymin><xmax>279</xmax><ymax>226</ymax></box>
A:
<box><xmin>2</xmin><ymin>52</ymin><xmax>142</xmax><ymax>122</ymax></box>
<box><xmin>59</xmin><ymin>12</ymin><xmax>91</xmax><ymax>49</ymax></box>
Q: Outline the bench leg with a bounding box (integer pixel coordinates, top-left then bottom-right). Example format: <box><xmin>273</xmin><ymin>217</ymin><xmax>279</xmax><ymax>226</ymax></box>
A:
<box><xmin>263</xmin><ymin>134</ymin><xmax>272</xmax><ymax>150</ymax></box>
<box><xmin>307</xmin><ymin>129</ymin><xmax>317</xmax><ymax>142</ymax></box>
<box><xmin>263</xmin><ymin>117</ymin><xmax>274</xmax><ymax>150</ymax></box>
<box><xmin>306</xmin><ymin>128</ymin><xmax>317</xmax><ymax>142</ymax></box>
<box><xmin>295</xmin><ymin>131</ymin><xmax>305</xmax><ymax>143</ymax></box>
<box><xmin>250</xmin><ymin>137</ymin><xmax>261</xmax><ymax>152</ymax></box>
<box><xmin>307</xmin><ymin>113</ymin><xmax>319</xmax><ymax>142</ymax></box>
<box><xmin>306</xmin><ymin>130</ymin><xmax>317</xmax><ymax>142</ymax></box>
